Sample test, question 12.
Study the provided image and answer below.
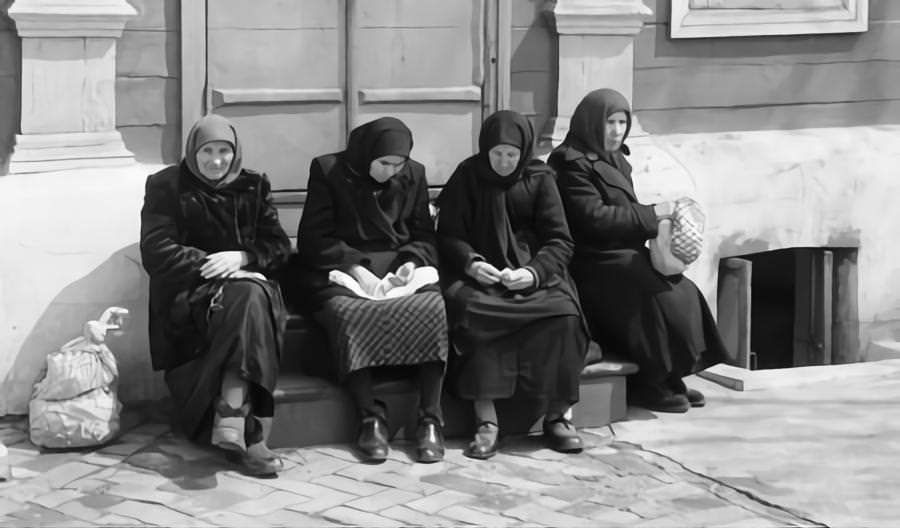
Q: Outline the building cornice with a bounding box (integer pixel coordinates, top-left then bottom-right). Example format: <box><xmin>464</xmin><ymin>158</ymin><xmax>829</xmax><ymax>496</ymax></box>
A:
<box><xmin>544</xmin><ymin>0</ymin><xmax>652</xmax><ymax>36</ymax></box>
<box><xmin>8</xmin><ymin>0</ymin><xmax>137</xmax><ymax>38</ymax></box>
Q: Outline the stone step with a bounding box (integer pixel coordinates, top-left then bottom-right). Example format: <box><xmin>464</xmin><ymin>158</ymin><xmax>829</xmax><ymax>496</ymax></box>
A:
<box><xmin>270</xmin><ymin>314</ymin><xmax>638</xmax><ymax>448</ymax></box>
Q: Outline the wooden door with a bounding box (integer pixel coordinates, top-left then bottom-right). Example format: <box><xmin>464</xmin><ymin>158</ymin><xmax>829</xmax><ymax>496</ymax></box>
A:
<box><xmin>348</xmin><ymin>0</ymin><xmax>486</xmax><ymax>186</ymax></box>
<box><xmin>206</xmin><ymin>0</ymin><xmax>346</xmax><ymax>195</ymax></box>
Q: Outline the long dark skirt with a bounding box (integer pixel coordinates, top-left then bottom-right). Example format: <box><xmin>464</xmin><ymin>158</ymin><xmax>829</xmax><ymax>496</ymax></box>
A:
<box><xmin>164</xmin><ymin>279</ymin><xmax>286</xmax><ymax>443</ymax></box>
<box><xmin>452</xmin><ymin>314</ymin><xmax>587</xmax><ymax>402</ymax></box>
<box><xmin>572</xmin><ymin>248</ymin><xmax>726</xmax><ymax>389</ymax></box>
<box><xmin>315</xmin><ymin>289</ymin><xmax>449</xmax><ymax>381</ymax></box>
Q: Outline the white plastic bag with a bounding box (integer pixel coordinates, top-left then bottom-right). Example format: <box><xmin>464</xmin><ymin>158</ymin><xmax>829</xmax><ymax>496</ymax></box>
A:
<box><xmin>29</xmin><ymin>307</ymin><xmax>128</xmax><ymax>449</ymax></box>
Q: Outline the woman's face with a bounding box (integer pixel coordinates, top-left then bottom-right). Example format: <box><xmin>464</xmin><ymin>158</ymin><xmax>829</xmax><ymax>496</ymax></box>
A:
<box><xmin>369</xmin><ymin>155</ymin><xmax>406</xmax><ymax>183</ymax></box>
<box><xmin>603</xmin><ymin>111</ymin><xmax>628</xmax><ymax>152</ymax></box>
<box><xmin>488</xmin><ymin>144</ymin><xmax>521</xmax><ymax>177</ymax></box>
<box><xmin>195</xmin><ymin>140</ymin><xmax>234</xmax><ymax>180</ymax></box>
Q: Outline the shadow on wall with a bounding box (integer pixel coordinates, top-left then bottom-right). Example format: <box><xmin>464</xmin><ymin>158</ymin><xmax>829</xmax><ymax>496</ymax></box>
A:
<box><xmin>1</xmin><ymin>243</ymin><xmax>166</xmax><ymax>415</ymax></box>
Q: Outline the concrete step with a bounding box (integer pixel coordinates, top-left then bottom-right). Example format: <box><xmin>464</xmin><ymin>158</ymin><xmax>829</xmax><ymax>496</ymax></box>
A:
<box><xmin>270</xmin><ymin>314</ymin><xmax>638</xmax><ymax>448</ymax></box>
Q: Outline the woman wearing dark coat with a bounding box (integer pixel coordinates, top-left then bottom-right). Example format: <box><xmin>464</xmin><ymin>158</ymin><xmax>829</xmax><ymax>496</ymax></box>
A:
<box><xmin>437</xmin><ymin>110</ymin><xmax>589</xmax><ymax>459</ymax></box>
<box><xmin>140</xmin><ymin>114</ymin><xmax>290</xmax><ymax>476</ymax></box>
<box><xmin>296</xmin><ymin>117</ymin><xmax>448</xmax><ymax>464</ymax></box>
<box><xmin>548</xmin><ymin>89</ymin><xmax>726</xmax><ymax>413</ymax></box>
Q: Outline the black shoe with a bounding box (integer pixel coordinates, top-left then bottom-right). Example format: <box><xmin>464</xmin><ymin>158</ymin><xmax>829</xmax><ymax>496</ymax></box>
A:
<box><xmin>357</xmin><ymin>415</ymin><xmax>389</xmax><ymax>462</ymax></box>
<box><xmin>415</xmin><ymin>416</ymin><xmax>445</xmax><ymax>463</ymax></box>
<box><xmin>668</xmin><ymin>377</ymin><xmax>706</xmax><ymax>408</ymax></box>
<box><xmin>542</xmin><ymin>417</ymin><xmax>583</xmax><ymax>453</ymax></box>
<box><xmin>463</xmin><ymin>421</ymin><xmax>499</xmax><ymax>460</ymax></box>
<box><xmin>685</xmin><ymin>388</ymin><xmax>705</xmax><ymax>407</ymax></box>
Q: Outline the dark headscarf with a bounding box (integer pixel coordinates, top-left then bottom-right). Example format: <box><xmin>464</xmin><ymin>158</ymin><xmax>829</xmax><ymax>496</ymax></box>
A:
<box><xmin>183</xmin><ymin>114</ymin><xmax>243</xmax><ymax>188</ymax></box>
<box><xmin>565</xmin><ymin>88</ymin><xmax>632</xmax><ymax>169</ymax></box>
<box><xmin>440</xmin><ymin>110</ymin><xmax>550</xmax><ymax>270</ymax></box>
<box><xmin>343</xmin><ymin>117</ymin><xmax>413</xmax><ymax>184</ymax></box>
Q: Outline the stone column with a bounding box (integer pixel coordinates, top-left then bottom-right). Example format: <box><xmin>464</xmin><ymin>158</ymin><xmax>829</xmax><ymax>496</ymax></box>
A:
<box><xmin>7</xmin><ymin>0</ymin><xmax>136</xmax><ymax>174</ymax></box>
<box><xmin>542</xmin><ymin>0</ymin><xmax>694</xmax><ymax>202</ymax></box>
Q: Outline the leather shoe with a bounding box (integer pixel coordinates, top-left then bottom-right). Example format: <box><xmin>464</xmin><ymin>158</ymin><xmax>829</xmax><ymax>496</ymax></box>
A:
<box><xmin>211</xmin><ymin>399</ymin><xmax>249</xmax><ymax>452</ymax></box>
<box><xmin>356</xmin><ymin>415</ymin><xmax>389</xmax><ymax>462</ymax></box>
<box><xmin>463</xmin><ymin>421</ymin><xmax>499</xmax><ymax>460</ymax></box>
<box><xmin>226</xmin><ymin>442</ymin><xmax>283</xmax><ymax>478</ymax></box>
<box><xmin>642</xmin><ymin>392</ymin><xmax>690</xmax><ymax>413</ymax></box>
<box><xmin>685</xmin><ymin>388</ymin><xmax>705</xmax><ymax>408</ymax></box>
<box><xmin>415</xmin><ymin>417</ymin><xmax>445</xmax><ymax>463</ymax></box>
<box><xmin>542</xmin><ymin>417</ymin><xmax>583</xmax><ymax>453</ymax></box>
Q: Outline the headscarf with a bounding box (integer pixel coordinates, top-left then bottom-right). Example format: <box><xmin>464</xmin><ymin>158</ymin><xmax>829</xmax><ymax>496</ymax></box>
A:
<box><xmin>440</xmin><ymin>110</ymin><xmax>549</xmax><ymax>270</ymax></box>
<box><xmin>475</xmin><ymin>110</ymin><xmax>533</xmax><ymax>188</ymax></box>
<box><xmin>183</xmin><ymin>114</ymin><xmax>243</xmax><ymax>188</ymax></box>
<box><xmin>343</xmin><ymin>117</ymin><xmax>413</xmax><ymax>184</ymax></box>
<box><xmin>565</xmin><ymin>88</ymin><xmax>632</xmax><ymax>169</ymax></box>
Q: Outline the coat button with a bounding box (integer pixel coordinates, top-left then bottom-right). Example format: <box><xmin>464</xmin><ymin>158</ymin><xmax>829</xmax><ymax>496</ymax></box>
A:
<box><xmin>586</xmin><ymin>152</ymin><xmax>599</xmax><ymax>161</ymax></box>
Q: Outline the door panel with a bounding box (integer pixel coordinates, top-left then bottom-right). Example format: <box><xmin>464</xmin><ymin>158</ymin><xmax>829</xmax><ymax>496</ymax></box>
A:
<box><xmin>350</xmin><ymin>0</ymin><xmax>484</xmax><ymax>186</ymax></box>
<box><xmin>206</xmin><ymin>1</ymin><xmax>345</xmax><ymax>191</ymax></box>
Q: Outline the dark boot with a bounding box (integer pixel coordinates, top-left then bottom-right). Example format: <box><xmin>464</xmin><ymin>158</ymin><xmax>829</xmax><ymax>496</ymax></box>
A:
<box><xmin>463</xmin><ymin>421</ymin><xmax>499</xmax><ymax>460</ymax></box>
<box><xmin>542</xmin><ymin>417</ymin><xmax>583</xmax><ymax>453</ymax></box>
<box><xmin>668</xmin><ymin>377</ymin><xmax>706</xmax><ymax>407</ymax></box>
<box><xmin>357</xmin><ymin>414</ymin><xmax>389</xmax><ymax>463</ymax></box>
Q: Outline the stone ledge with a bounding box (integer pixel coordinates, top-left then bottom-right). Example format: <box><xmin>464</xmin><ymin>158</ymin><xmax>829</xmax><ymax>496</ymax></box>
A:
<box><xmin>8</xmin><ymin>0</ymin><xmax>137</xmax><ymax>38</ymax></box>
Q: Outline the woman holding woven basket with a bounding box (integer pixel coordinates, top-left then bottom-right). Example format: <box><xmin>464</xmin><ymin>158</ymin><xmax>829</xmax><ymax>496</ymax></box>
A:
<box><xmin>548</xmin><ymin>89</ymin><xmax>726</xmax><ymax>413</ymax></box>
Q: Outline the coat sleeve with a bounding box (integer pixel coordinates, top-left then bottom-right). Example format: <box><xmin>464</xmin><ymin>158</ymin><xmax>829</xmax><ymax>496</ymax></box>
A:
<box><xmin>297</xmin><ymin>158</ymin><xmax>369</xmax><ymax>271</ymax></box>
<box><xmin>524</xmin><ymin>172</ymin><xmax>574</xmax><ymax>286</ymax></box>
<box><xmin>139</xmin><ymin>172</ymin><xmax>208</xmax><ymax>289</ymax></box>
<box><xmin>244</xmin><ymin>174</ymin><xmax>291</xmax><ymax>274</ymax></box>
<box><xmin>554</xmin><ymin>156</ymin><xmax>658</xmax><ymax>242</ymax></box>
<box><xmin>395</xmin><ymin>167</ymin><xmax>439</xmax><ymax>267</ymax></box>
<box><xmin>435</xmin><ymin>166</ymin><xmax>483</xmax><ymax>274</ymax></box>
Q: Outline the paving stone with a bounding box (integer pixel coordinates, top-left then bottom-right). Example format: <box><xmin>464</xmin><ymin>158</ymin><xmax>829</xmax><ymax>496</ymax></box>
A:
<box><xmin>406</xmin><ymin>489</ymin><xmax>475</xmax><ymax>515</ymax></box>
<box><xmin>283</xmin><ymin>483</ymin><xmax>358</xmax><ymax>514</ymax></box>
<box><xmin>258</xmin><ymin>508</ymin><xmax>338</xmax><ymax>527</ymax></box>
<box><xmin>628</xmin><ymin>498</ymin><xmax>671</xmax><ymax>519</ymax></box>
<box><xmin>94</xmin><ymin>513</ymin><xmax>145</xmax><ymax>526</ymax></box>
<box><xmin>64</xmin><ymin>477</ymin><xmax>112</xmax><ymax>493</ymax></box>
<box><xmin>197</xmin><ymin>509</ymin><xmax>262</xmax><ymax>527</ymax></box>
<box><xmin>228</xmin><ymin>489</ymin><xmax>311</xmax><ymax>516</ymax></box>
<box><xmin>77</xmin><ymin>491</ymin><xmax>127</xmax><ymax>509</ymax></box>
<box><xmin>313</xmin><ymin>474</ymin><xmax>389</xmax><ymax>496</ymax></box>
<box><xmin>452</xmin><ymin>464</ymin><xmax>549</xmax><ymax>492</ymax></box>
<box><xmin>4</xmin><ymin>482</ymin><xmax>50</xmax><ymax>503</ymax></box>
<box><xmin>321</xmin><ymin>505</ymin><xmax>398</xmax><ymax>527</ymax></box>
<box><xmin>166</xmin><ymin>489</ymin><xmax>250</xmax><ymax>517</ymax></box>
<box><xmin>37</xmin><ymin>461</ymin><xmax>101</xmax><ymax>488</ymax></box>
<box><xmin>533</xmin><ymin>494</ymin><xmax>573</xmax><ymax>511</ymax></box>
<box><xmin>381</xmin><ymin>505</ymin><xmax>459</xmax><ymax>527</ymax></box>
<box><xmin>439</xmin><ymin>504</ymin><xmax>517</xmax><ymax>527</ymax></box>
<box><xmin>155</xmin><ymin>441</ymin><xmax>218</xmax><ymax>462</ymax></box>
<box><xmin>98</xmin><ymin>442</ymin><xmax>147</xmax><ymax>457</ymax></box>
<box><xmin>504</xmin><ymin>502</ymin><xmax>595</xmax><ymax>527</ymax></box>
<box><xmin>345</xmin><ymin>488</ymin><xmax>421</xmax><ymax>512</ymax></box>
<box><xmin>677</xmin><ymin>505</ymin><xmax>768</xmax><ymax>526</ymax></box>
<box><xmin>491</xmin><ymin>452</ymin><xmax>571</xmax><ymax>473</ymax></box>
<box><xmin>540</xmin><ymin>483</ymin><xmax>597</xmax><ymax>503</ymax></box>
<box><xmin>336</xmin><ymin>458</ymin><xmax>405</xmax><ymax>480</ymax></box>
<box><xmin>106</xmin><ymin>482</ymin><xmax>181</xmax><ymax>504</ymax></box>
<box><xmin>7</xmin><ymin>504</ymin><xmax>77</xmax><ymax>526</ymax></box>
<box><xmin>364</xmin><ymin>470</ymin><xmax>444</xmax><ymax>495</ymax></box>
<box><xmin>55</xmin><ymin>499</ymin><xmax>104</xmax><ymax>522</ymax></box>
<box><xmin>0</xmin><ymin>498</ymin><xmax>25</xmax><ymax>516</ymax></box>
<box><xmin>17</xmin><ymin>451</ymin><xmax>79</xmax><ymax>473</ymax></box>
<box><xmin>423</xmin><ymin>471</ymin><xmax>507</xmax><ymax>495</ymax></box>
<box><xmin>27</xmin><ymin>489</ymin><xmax>82</xmax><ymax>509</ymax></box>
<box><xmin>0</xmin><ymin>430</ymin><xmax>27</xmax><ymax>446</ymax></box>
<box><xmin>107</xmin><ymin>499</ymin><xmax>199</xmax><ymax>526</ymax></box>
<box><xmin>106</xmin><ymin>467</ymin><xmax>170</xmax><ymax>488</ymax></box>
<box><xmin>81</xmin><ymin>452</ymin><xmax>124</xmax><ymax>466</ymax></box>
<box><xmin>526</xmin><ymin>447</ymin><xmax>571</xmax><ymax>461</ymax></box>
<box><xmin>671</xmin><ymin>493</ymin><xmax>734</xmax><ymax>511</ymax></box>
<box><xmin>211</xmin><ymin>472</ymin><xmax>278</xmax><ymax>499</ymax></box>
<box><xmin>314</xmin><ymin>445</ymin><xmax>360</xmax><ymax>462</ymax></box>
<box><xmin>281</xmin><ymin>455</ymin><xmax>354</xmax><ymax>480</ymax></box>
<box><xmin>466</xmin><ymin>489</ymin><xmax>531</xmax><ymax>511</ymax></box>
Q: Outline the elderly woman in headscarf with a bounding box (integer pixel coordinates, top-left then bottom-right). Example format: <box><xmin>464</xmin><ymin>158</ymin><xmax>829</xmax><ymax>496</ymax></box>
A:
<box><xmin>547</xmin><ymin>88</ymin><xmax>726</xmax><ymax>414</ymax></box>
<box><xmin>140</xmin><ymin>114</ymin><xmax>290</xmax><ymax>476</ymax></box>
<box><xmin>436</xmin><ymin>110</ymin><xmax>589</xmax><ymax>460</ymax></box>
<box><xmin>296</xmin><ymin>117</ymin><xmax>448</xmax><ymax>464</ymax></box>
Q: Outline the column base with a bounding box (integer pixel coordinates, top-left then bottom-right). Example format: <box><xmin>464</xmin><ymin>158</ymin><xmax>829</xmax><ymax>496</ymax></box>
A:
<box><xmin>8</xmin><ymin>131</ymin><xmax>135</xmax><ymax>174</ymax></box>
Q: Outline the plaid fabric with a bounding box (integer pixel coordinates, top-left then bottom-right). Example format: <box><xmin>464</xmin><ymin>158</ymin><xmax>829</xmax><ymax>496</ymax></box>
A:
<box><xmin>670</xmin><ymin>198</ymin><xmax>705</xmax><ymax>265</ymax></box>
<box><xmin>319</xmin><ymin>290</ymin><xmax>448</xmax><ymax>378</ymax></box>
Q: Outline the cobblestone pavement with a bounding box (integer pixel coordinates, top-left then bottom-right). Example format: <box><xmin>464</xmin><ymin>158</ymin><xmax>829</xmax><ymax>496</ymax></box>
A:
<box><xmin>0</xmin><ymin>408</ymin><xmax>815</xmax><ymax>528</ymax></box>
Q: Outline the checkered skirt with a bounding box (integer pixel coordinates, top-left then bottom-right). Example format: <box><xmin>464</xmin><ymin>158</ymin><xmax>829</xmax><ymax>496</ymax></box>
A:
<box><xmin>317</xmin><ymin>290</ymin><xmax>449</xmax><ymax>379</ymax></box>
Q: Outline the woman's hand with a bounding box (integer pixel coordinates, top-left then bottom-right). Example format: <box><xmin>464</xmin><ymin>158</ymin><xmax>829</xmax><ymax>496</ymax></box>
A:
<box><xmin>200</xmin><ymin>251</ymin><xmax>249</xmax><ymax>279</ymax></box>
<box><xmin>347</xmin><ymin>264</ymin><xmax>382</xmax><ymax>294</ymax></box>
<box><xmin>500</xmin><ymin>267</ymin><xmax>535</xmax><ymax>291</ymax></box>
<box><xmin>387</xmin><ymin>261</ymin><xmax>417</xmax><ymax>287</ymax></box>
<box><xmin>653</xmin><ymin>200</ymin><xmax>675</xmax><ymax>220</ymax></box>
<box><xmin>467</xmin><ymin>260</ymin><xmax>503</xmax><ymax>286</ymax></box>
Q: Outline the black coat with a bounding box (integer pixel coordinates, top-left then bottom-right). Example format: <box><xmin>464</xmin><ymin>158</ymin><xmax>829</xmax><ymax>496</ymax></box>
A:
<box><xmin>296</xmin><ymin>153</ymin><xmax>438</xmax><ymax>305</ymax></box>
<box><xmin>140</xmin><ymin>164</ymin><xmax>290</xmax><ymax>371</ymax></box>
<box><xmin>549</xmin><ymin>144</ymin><xmax>724</xmax><ymax>384</ymax></box>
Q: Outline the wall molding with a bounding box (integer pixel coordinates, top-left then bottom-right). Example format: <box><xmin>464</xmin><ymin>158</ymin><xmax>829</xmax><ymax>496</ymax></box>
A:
<box><xmin>212</xmin><ymin>88</ymin><xmax>344</xmax><ymax>108</ymax></box>
<box><xmin>671</xmin><ymin>0</ymin><xmax>868</xmax><ymax>38</ymax></box>
<box><xmin>358</xmin><ymin>86</ymin><xmax>482</xmax><ymax>104</ymax></box>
